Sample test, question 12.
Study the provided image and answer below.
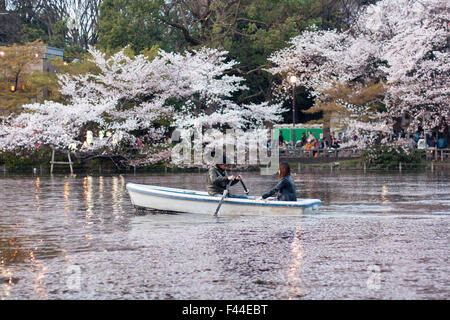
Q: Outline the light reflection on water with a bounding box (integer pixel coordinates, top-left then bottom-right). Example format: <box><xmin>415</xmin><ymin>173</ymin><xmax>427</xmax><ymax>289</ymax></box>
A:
<box><xmin>287</xmin><ymin>225</ymin><xmax>304</xmax><ymax>299</ymax></box>
<box><xmin>0</xmin><ymin>170</ymin><xmax>449</xmax><ymax>299</ymax></box>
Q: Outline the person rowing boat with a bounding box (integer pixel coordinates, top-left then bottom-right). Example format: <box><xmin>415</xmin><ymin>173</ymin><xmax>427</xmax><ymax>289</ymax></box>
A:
<box><xmin>207</xmin><ymin>155</ymin><xmax>243</xmax><ymax>197</ymax></box>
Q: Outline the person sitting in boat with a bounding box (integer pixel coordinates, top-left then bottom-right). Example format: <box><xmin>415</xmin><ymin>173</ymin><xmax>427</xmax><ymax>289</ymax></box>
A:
<box><xmin>207</xmin><ymin>156</ymin><xmax>242</xmax><ymax>196</ymax></box>
<box><xmin>258</xmin><ymin>162</ymin><xmax>296</xmax><ymax>201</ymax></box>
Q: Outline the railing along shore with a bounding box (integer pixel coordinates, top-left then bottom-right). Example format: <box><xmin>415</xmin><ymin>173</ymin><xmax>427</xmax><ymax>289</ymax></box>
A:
<box><xmin>279</xmin><ymin>146</ymin><xmax>361</xmax><ymax>162</ymax></box>
<box><xmin>279</xmin><ymin>146</ymin><xmax>450</xmax><ymax>163</ymax></box>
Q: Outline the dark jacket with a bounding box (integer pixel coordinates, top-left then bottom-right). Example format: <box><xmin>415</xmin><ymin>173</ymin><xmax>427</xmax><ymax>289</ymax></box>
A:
<box><xmin>437</xmin><ymin>138</ymin><xmax>447</xmax><ymax>149</ymax></box>
<box><xmin>207</xmin><ymin>165</ymin><xmax>239</xmax><ymax>196</ymax></box>
<box><xmin>262</xmin><ymin>175</ymin><xmax>297</xmax><ymax>201</ymax></box>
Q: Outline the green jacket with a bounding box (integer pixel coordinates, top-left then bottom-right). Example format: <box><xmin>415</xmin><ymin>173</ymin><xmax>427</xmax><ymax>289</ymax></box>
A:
<box><xmin>207</xmin><ymin>165</ymin><xmax>239</xmax><ymax>196</ymax></box>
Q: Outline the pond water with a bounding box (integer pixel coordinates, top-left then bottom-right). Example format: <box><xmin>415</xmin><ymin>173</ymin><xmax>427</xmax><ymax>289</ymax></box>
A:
<box><xmin>0</xmin><ymin>170</ymin><xmax>449</xmax><ymax>299</ymax></box>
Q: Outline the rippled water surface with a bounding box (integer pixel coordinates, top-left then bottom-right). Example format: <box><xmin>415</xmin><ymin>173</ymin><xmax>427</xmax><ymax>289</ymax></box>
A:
<box><xmin>1</xmin><ymin>170</ymin><xmax>449</xmax><ymax>299</ymax></box>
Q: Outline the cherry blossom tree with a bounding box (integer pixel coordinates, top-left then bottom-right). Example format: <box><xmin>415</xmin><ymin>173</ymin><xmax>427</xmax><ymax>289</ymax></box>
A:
<box><xmin>0</xmin><ymin>98</ymin><xmax>119</xmax><ymax>152</ymax></box>
<box><xmin>358</xmin><ymin>0</ymin><xmax>450</xmax><ymax>133</ymax></box>
<box><xmin>268</xmin><ymin>26</ymin><xmax>383</xmax><ymax>98</ymax></box>
<box><xmin>268</xmin><ymin>26</ymin><xmax>387</xmax><ymax>148</ymax></box>
<box><xmin>268</xmin><ymin>0</ymin><xmax>449</xmax><ymax>147</ymax></box>
<box><xmin>0</xmin><ymin>46</ymin><xmax>284</xmax><ymax>165</ymax></box>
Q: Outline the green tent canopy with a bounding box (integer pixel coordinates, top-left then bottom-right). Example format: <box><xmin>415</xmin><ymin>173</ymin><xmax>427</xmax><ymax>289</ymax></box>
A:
<box><xmin>273</xmin><ymin>124</ymin><xmax>323</xmax><ymax>144</ymax></box>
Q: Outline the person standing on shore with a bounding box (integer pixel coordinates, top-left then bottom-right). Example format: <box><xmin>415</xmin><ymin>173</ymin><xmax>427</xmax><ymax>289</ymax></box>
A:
<box><xmin>300</xmin><ymin>133</ymin><xmax>307</xmax><ymax>147</ymax></box>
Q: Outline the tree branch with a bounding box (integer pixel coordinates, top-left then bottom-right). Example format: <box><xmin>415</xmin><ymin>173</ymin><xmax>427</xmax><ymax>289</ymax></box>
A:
<box><xmin>158</xmin><ymin>17</ymin><xmax>202</xmax><ymax>45</ymax></box>
<box><xmin>236</xmin><ymin>17</ymin><xmax>268</xmax><ymax>27</ymax></box>
<box><xmin>238</xmin><ymin>90</ymin><xmax>264</xmax><ymax>103</ymax></box>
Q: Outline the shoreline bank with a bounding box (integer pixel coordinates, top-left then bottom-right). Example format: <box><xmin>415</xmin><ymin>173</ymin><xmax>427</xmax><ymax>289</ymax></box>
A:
<box><xmin>1</xmin><ymin>159</ymin><xmax>450</xmax><ymax>176</ymax></box>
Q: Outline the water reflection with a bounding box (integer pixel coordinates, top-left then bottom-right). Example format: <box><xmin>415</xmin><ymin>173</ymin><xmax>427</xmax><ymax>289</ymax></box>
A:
<box><xmin>33</xmin><ymin>260</ymin><xmax>48</xmax><ymax>299</ymax></box>
<box><xmin>1</xmin><ymin>267</ymin><xmax>13</xmax><ymax>297</ymax></box>
<box><xmin>111</xmin><ymin>175</ymin><xmax>125</xmax><ymax>221</ymax></box>
<box><xmin>64</xmin><ymin>180</ymin><xmax>70</xmax><ymax>211</ymax></box>
<box><xmin>98</xmin><ymin>176</ymin><xmax>104</xmax><ymax>224</ymax></box>
<box><xmin>35</xmin><ymin>177</ymin><xmax>40</xmax><ymax>213</ymax></box>
<box><xmin>293</xmin><ymin>172</ymin><xmax>329</xmax><ymax>203</ymax></box>
<box><xmin>380</xmin><ymin>185</ymin><xmax>391</xmax><ymax>213</ymax></box>
<box><xmin>287</xmin><ymin>225</ymin><xmax>304</xmax><ymax>299</ymax></box>
<box><xmin>84</xmin><ymin>176</ymin><xmax>94</xmax><ymax>223</ymax></box>
<box><xmin>0</xmin><ymin>171</ymin><xmax>449</xmax><ymax>299</ymax></box>
<box><xmin>112</xmin><ymin>176</ymin><xmax>118</xmax><ymax>217</ymax></box>
<box><xmin>0</xmin><ymin>174</ymin><xmax>130</xmax><ymax>299</ymax></box>
<box><xmin>0</xmin><ymin>235</ymin><xmax>29</xmax><ymax>299</ymax></box>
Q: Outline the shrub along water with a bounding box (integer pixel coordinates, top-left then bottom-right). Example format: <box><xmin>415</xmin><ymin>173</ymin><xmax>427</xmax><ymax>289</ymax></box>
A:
<box><xmin>0</xmin><ymin>148</ymin><xmax>52</xmax><ymax>171</ymax></box>
<box><xmin>361</xmin><ymin>145</ymin><xmax>425</xmax><ymax>169</ymax></box>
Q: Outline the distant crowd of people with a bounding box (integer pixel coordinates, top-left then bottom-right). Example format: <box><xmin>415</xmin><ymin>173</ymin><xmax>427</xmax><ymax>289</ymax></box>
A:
<box><xmin>408</xmin><ymin>129</ymin><xmax>448</xmax><ymax>151</ymax></box>
<box><xmin>277</xmin><ymin>128</ymin><xmax>448</xmax><ymax>153</ymax></box>
<box><xmin>278</xmin><ymin>130</ymin><xmax>354</xmax><ymax>152</ymax></box>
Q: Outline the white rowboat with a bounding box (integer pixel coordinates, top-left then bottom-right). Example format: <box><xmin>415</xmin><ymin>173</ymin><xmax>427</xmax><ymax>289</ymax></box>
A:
<box><xmin>126</xmin><ymin>183</ymin><xmax>321</xmax><ymax>216</ymax></box>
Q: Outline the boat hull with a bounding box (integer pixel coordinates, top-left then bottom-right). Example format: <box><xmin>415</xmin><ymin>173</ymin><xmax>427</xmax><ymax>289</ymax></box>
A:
<box><xmin>126</xmin><ymin>183</ymin><xmax>321</xmax><ymax>216</ymax></box>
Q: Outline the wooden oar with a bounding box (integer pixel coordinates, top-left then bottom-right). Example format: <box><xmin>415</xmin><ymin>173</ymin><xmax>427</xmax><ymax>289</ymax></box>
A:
<box><xmin>214</xmin><ymin>180</ymin><xmax>233</xmax><ymax>217</ymax></box>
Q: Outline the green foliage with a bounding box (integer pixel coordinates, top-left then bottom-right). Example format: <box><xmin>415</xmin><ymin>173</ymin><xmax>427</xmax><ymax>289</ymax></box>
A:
<box><xmin>97</xmin><ymin>0</ymin><xmax>171</xmax><ymax>53</ymax></box>
<box><xmin>63</xmin><ymin>45</ymin><xmax>86</xmax><ymax>62</ymax></box>
<box><xmin>344</xmin><ymin>159</ymin><xmax>358</xmax><ymax>168</ymax></box>
<box><xmin>21</xmin><ymin>23</ymin><xmax>46</xmax><ymax>43</ymax></box>
<box><xmin>0</xmin><ymin>152</ymin><xmax>35</xmax><ymax>171</ymax></box>
<box><xmin>223</xmin><ymin>0</ymin><xmax>322</xmax><ymax>104</ymax></box>
<box><xmin>52</xmin><ymin>53</ymin><xmax>99</xmax><ymax>74</ymax></box>
<box><xmin>45</xmin><ymin>19</ymin><xmax>69</xmax><ymax>49</ymax></box>
<box><xmin>0</xmin><ymin>147</ymin><xmax>52</xmax><ymax>171</ymax></box>
<box><xmin>361</xmin><ymin>145</ymin><xmax>425</xmax><ymax>169</ymax></box>
<box><xmin>0</xmin><ymin>41</ymin><xmax>61</xmax><ymax>115</ymax></box>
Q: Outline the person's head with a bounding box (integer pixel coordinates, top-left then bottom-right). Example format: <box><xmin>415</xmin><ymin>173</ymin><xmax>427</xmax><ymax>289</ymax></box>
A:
<box><xmin>278</xmin><ymin>162</ymin><xmax>291</xmax><ymax>179</ymax></box>
<box><xmin>216</xmin><ymin>155</ymin><xmax>228</xmax><ymax>170</ymax></box>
